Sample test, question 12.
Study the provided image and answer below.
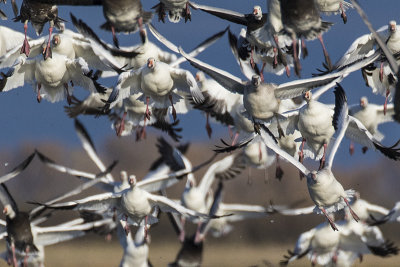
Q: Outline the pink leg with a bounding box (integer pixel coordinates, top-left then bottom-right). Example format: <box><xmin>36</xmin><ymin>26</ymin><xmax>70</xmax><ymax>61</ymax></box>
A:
<box><xmin>64</xmin><ymin>83</ymin><xmax>72</xmax><ymax>105</ymax></box>
<box><xmin>292</xmin><ymin>36</ymin><xmax>301</xmax><ymax>77</ymax></box>
<box><xmin>105</xmin><ymin>233</ymin><xmax>112</xmax><ymax>242</ymax></box>
<box><xmin>275</xmin><ymin>154</ymin><xmax>284</xmax><ymax>180</ymax></box>
<box><xmin>250</xmin><ymin>46</ymin><xmax>255</xmax><ymax>69</ymax></box>
<box><xmin>332</xmin><ymin>249</ymin><xmax>338</xmax><ymax>263</ymax></box>
<box><xmin>260</xmin><ymin>63</ymin><xmax>266</xmax><ymax>82</ymax></box>
<box><xmin>318</xmin><ymin>34</ymin><xmax>332</xmax><ymax>71</ymax></box>
<box><xmin>184</xmin><ymin>2</ymin><xmax>191</xmax><ymax>22</ymax></box>
<box><xmin>138</xmin><ymin>17</ymin><xmax>146</xmax><ymax>44</ymax></box>
<box><xmin>231</xmin><ymin>132</ymin><xmax>239</xmax><ymax>146</ymax></box>
<box><xmin>349</xmin><ymin>141</ymin><xmax>355</xmax><ymax>155</ymax></box>
<box><xmin>340</xmin><ymin>2</ymin><xmax>347</xmax><ymax>24</ymax></box>
<box><xmin>116</xmin><ymin>112</ymin><xmax>127</xmax><ymax>137</ymax></box>
<box><xmin>344</xmin><ymin>198</ymin><xmax>360</xmax><ymax>222</ymax></box>
<box><xmin>169</xmin><ymin>94</ymin><xmax>177</xmax><ymax>121</ymax></box>
<box><xmin>23</xmin><ymin>246</ymin><xmax>30</xmax><ymax>267</ymax></box>
<box><xmin>319</xmin><ymin>143</ymin><xmax>327</xmax><ymax>170</ymax></box>
<box><xmin>301</xmin><ymin>37</ymin><xmax>308</xmax><ymax>59</ymax></box>
<box><xmin>43</xmin><ymin>25</ymin><xmax>53</xmax><ymax>60</ymax></box>
<box><xmin>311</xmin><ymin>253</ymin><xmax>317</xmax><ymax>266</ymax></box>
<box><xmin>273</xmin><ymin>35</ymin><xmax>290</xmax><ymax>77</ymax></box>
<box><xmin>321</xmin><ymin>207</ymin><xmax>338</xmax><ymax>231</ymax></box>
<box><xmin>20</xmin><ymin>21</ymin><xmax>30</xmax><ymax>56</ymax></box>
<box><xmin>273</xmin><ymin>47</ymin><xmax>278</xmax><ymax>68</ymax></box>
<box><xmin>144</xmin><ymin>215</ymin><xmax>148</xmax><ymax>239</ymax></box>
<box><xmin>384</xmin><ymin>89</ymin><xmax>390</xmax><ymax>115</ymax></box>
<box><xmin>124</xmin><ymin>215</ymin><xmax>130</xmax><ymax>235</ymax></box>
<box><xmin>298</xmin><ymin>138</ymin><xmax>306</xmax><ymax>179</ymax></box>
<box><xmin>228</xmin><ymin>125</ymin><xmax>234</xmax><ymax>139</ymax></box>
<box><xmin>37</xmin><ymin>83</ymin><xmax>42</xmax><ymax>103</ymax></box>
<box><xmin>179</xmin><ymin>217</ymin><xmax>186</xmax><ymax>242</ymax></box>
<box><xmin>140</xmin><ymin>97</ymin><xmax>151</xmax><ymax>139</ymax></box>
<box><xmin>205</xmin><ymin>113</ymin><xmax>212</xmax><ymax>138</ymax></box>
<box><xmin>194</xmin><ymin>221</ymin><xmax>203</xmax><ymax>244</ymax></box>
<box><xmin>11</xmin><ymin>242</ymin><xmax>17</xmax><ymax>267</ymax></box>
<box><xmin>111</xmin><ymin>26</ymin><xmax>119</xmax><ymax>48</ymax></box>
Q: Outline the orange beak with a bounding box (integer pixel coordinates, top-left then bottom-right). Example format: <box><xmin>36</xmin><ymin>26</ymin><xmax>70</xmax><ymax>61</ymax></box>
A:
<box><xmin>147</xmin><ymin>59</ymin><xmax>154</xmax><ymax>68</ymax></box>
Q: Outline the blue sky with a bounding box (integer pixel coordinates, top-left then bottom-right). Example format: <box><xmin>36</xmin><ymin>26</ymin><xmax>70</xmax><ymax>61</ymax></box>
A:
<box><xmin>0</xmin><ymin>0</ymin><xmax>399</xmax><ymax>167</ymax></box>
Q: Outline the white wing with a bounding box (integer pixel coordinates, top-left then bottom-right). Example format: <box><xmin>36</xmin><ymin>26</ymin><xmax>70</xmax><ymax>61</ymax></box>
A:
<box><xmin>146</xmin><ymin>192</ymin><xmax>209</xmax><ymax>220</ymax></box>
<box><xmin>0</xmin><ymin>56</ymin><xmax>36</xmax><ymax>92</ymax></box>
<box><xmin>169</xmin><ymin>67</ymin><xmax>204</xmax><ymax>104</ymax></box>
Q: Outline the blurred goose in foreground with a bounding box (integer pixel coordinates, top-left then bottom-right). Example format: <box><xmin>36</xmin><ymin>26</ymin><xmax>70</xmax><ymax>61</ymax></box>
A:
<box><xmin>315</xmin><ymin>0</ymin><xmax>353</xmax><ymax>24</ymax></box>
<box><xmin>0</xmin><ymin>53</ymin><xmax>106</xmax><ymax>104</ymax></box>
<box><xmin>369</xmin><ymin>202</ymin><xmax>400</xmax><ymax>226</ymax></box>
<box><xmin>14</xmin><ymin>0</ymin><xmax>64</xmax><ymax>59</ymax></box>
<box><xmin>117</xmin><ymin>223</ymin><xmax>152</xmax><ymax>267</ymax></box>
<box><xmin>30</xmin><ymin>0</ymin><xmax>153</xmax><ymax>48</ymax></box>
<box><xmin>280</xmin><ymin>0</ymin><xmax>333</xmax><ymax>76</ymax></box>
<box><xmin>179</xmin><ymin>153</ymin><xmax>245</xmax><ymax>241</ymax></box>
<box><xmin>153</xmin><ymin>0</ymin><xmax>192</xmax><ymax>23</ymax></box>
<box><xmin>33</xmin><ymin>174</ymin><xmax>213</xmax><ymax>238</ymax></box>
<box><xmin>281</xmin><ymin>220</ymin><xmax>398</xmax><ymax>266</ymax></box>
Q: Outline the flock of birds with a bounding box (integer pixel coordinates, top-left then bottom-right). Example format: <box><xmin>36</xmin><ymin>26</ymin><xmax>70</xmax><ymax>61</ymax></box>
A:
<box><xmin>0</xmin><ymin>0</ymin><xmax>400</xmax><ymax>266</ymax></box>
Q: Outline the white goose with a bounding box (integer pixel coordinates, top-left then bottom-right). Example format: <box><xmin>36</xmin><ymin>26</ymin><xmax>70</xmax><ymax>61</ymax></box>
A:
<box><xmin>0</xmin><ymin>53</ymin><xmax>106</xmax><ymax>104</ymax></box>
<box><xmin>0</xmin><ymin>26</ymin><xmax>26</xmax><ymax>57</ymax></box>
<box><xmin>315</xmin><ymin>0</ymin><xmax>353</xmax><ymax>24</ymax></box>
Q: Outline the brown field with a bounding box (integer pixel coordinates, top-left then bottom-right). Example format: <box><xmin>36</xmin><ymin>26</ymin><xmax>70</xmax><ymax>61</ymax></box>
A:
<box><xmin>15</xmin><ymin>238</ymin><xmax>399</xmax><ymax>267</ymax></box>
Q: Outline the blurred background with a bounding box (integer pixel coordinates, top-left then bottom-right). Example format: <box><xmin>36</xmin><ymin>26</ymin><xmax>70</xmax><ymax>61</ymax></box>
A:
<box><xmin>0</xmin><ymin>0</ymin><xmax>399</xmax><ymax>266</ymax></box>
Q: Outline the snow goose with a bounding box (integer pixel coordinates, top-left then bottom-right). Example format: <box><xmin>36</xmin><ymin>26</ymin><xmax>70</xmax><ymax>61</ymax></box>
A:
<box><xmin>315</xmin><ymin>0</ymin><xmax>353</xmax><ymax>24</ymax></box>
<box><xmin>0</xmin><ymin>52</ymin><xmax>106</xmax><ymax>104</ymax></box>
<box><xmin>14</xmin><ymin>0</ymin><xmax>64</xmax><ymax>59</ymax></box>
<box><xmin>31</xmin><ymin>0</ymin><xmax>153</xmax><ymax>48</ymax></box>
<box><xmin>153</xmin><ymin>0</ymin><xmax>192</xmax><ymax>23</ymax></box>
<box><xmin>369</xmin><ymin>202</ymin><xmax>400</xmax><ymax>226</ymax></box>
<box><xmin>280</xmin><ymin>0</ymin><xmax>333</xmax><ymax>76</ymax></box>
<box><xmin>281</xmin><ymin>220</ymin><xmax>398</xmax><ymax>266</ymax></box>
<box><xmin>348</xmin><ymin>96</ymin><xmax>394</xmax><ymax>154</ymax></box>
<box><xmin>344</xmin><ymin>197</ymin><xmax>389</xmax><ymax>224</ymax></box>
<box><xmin>103</xmin><ymin>57</ymin><xmax>204</xmax><ymax>123</ymax></box>
<box><xmin>32</xmin><ymin>175</ymin><xmax>212</xmax><ymax>237</ymax></box>
<box><xmin>179</xmin><ymin>153</ymin><xmax>245</xmax><ymax>240</ymax></box>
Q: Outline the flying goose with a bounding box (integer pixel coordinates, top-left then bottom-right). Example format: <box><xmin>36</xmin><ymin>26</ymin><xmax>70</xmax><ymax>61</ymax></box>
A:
<box><xmin>14</xmin><ymin>0</ymin><xmax>64</xmax><ymax>59</ymax></box>
<box><xmin>0</xmin><ymin>53</ymin><xmax>107</xmax><ymax>104</ymax></box>
<box><xmin>280</xmin><ymin>0</ymin><xmax>333</xmax><ymax>76</ymax></box>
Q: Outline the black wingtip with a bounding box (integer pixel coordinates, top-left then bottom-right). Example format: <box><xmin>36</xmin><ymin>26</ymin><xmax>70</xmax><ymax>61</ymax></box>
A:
<box><xmin>74</xmin><ymin>119</ymin><xmax>97</xmax><ymax>153</ymax></box>
<box><xmin>333</xmin><ymin>83</ymin><xmax>347</xmax><ymax>130</ymax></box>
<box><xmin>35</xmin><ymin>150</ymin><xmax>55</xmax><ymax>164</ymax></box>
<box><xmin>95</xmin><ymin>160</ymin><xmax>118</xmax><ymax>178</ymax></box>
<box><xmin>373</xmin><ymin>138</ymin><xmax>400</xmax><ymax>161</ymax></box>
<box><xmin>259</xmin><ymin>124</ymin><xmax>279</xmax><ymax>144</ymax></box>
<box><xmin>213</xmin><ymin>138</ymin><xmax>253</xmax><ymax>153</ymax></box>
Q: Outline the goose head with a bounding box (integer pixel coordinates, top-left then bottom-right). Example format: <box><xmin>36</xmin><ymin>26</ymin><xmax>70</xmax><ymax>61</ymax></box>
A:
<box><xmin>303</xmin><ymin>90</ymin><xmax>312</xmax><ymax>103</ymax></box>
<box><xmin>253</xmin><ymin>5</ymin><xmax>262</xmax><ymax>20</ymax></box>
<box><xmin>195</xmin><ymin>71</ymin><xmax>205</xmax><ymax>83</ymax></box>
<box><xmin>128</xmin><ymin>175</ymin><xmax>137</xmax><ymax>187</ymax></box>
<box><xmin>359</xmin><ymin>96</ymin><xmax>368</xmax><ymax>108</ymax></box>
<box><xmin>389</xmin><ymin>20</ymin><xmax>397</xmax><ymax>33</ymax></box>
<box><xmin>251</xmin><ymin>75</ymin><xmax>261</xmax><ymax>87</ymax></box>
<box><xmin>147</xmin><ymin>58</ymin><xmax>156</xmax><ymax>70</ymax></box>
<box><xmin>3</xmin><ymin>204</ymin><xmax>16</xmax><ymax>219</ymax></box>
